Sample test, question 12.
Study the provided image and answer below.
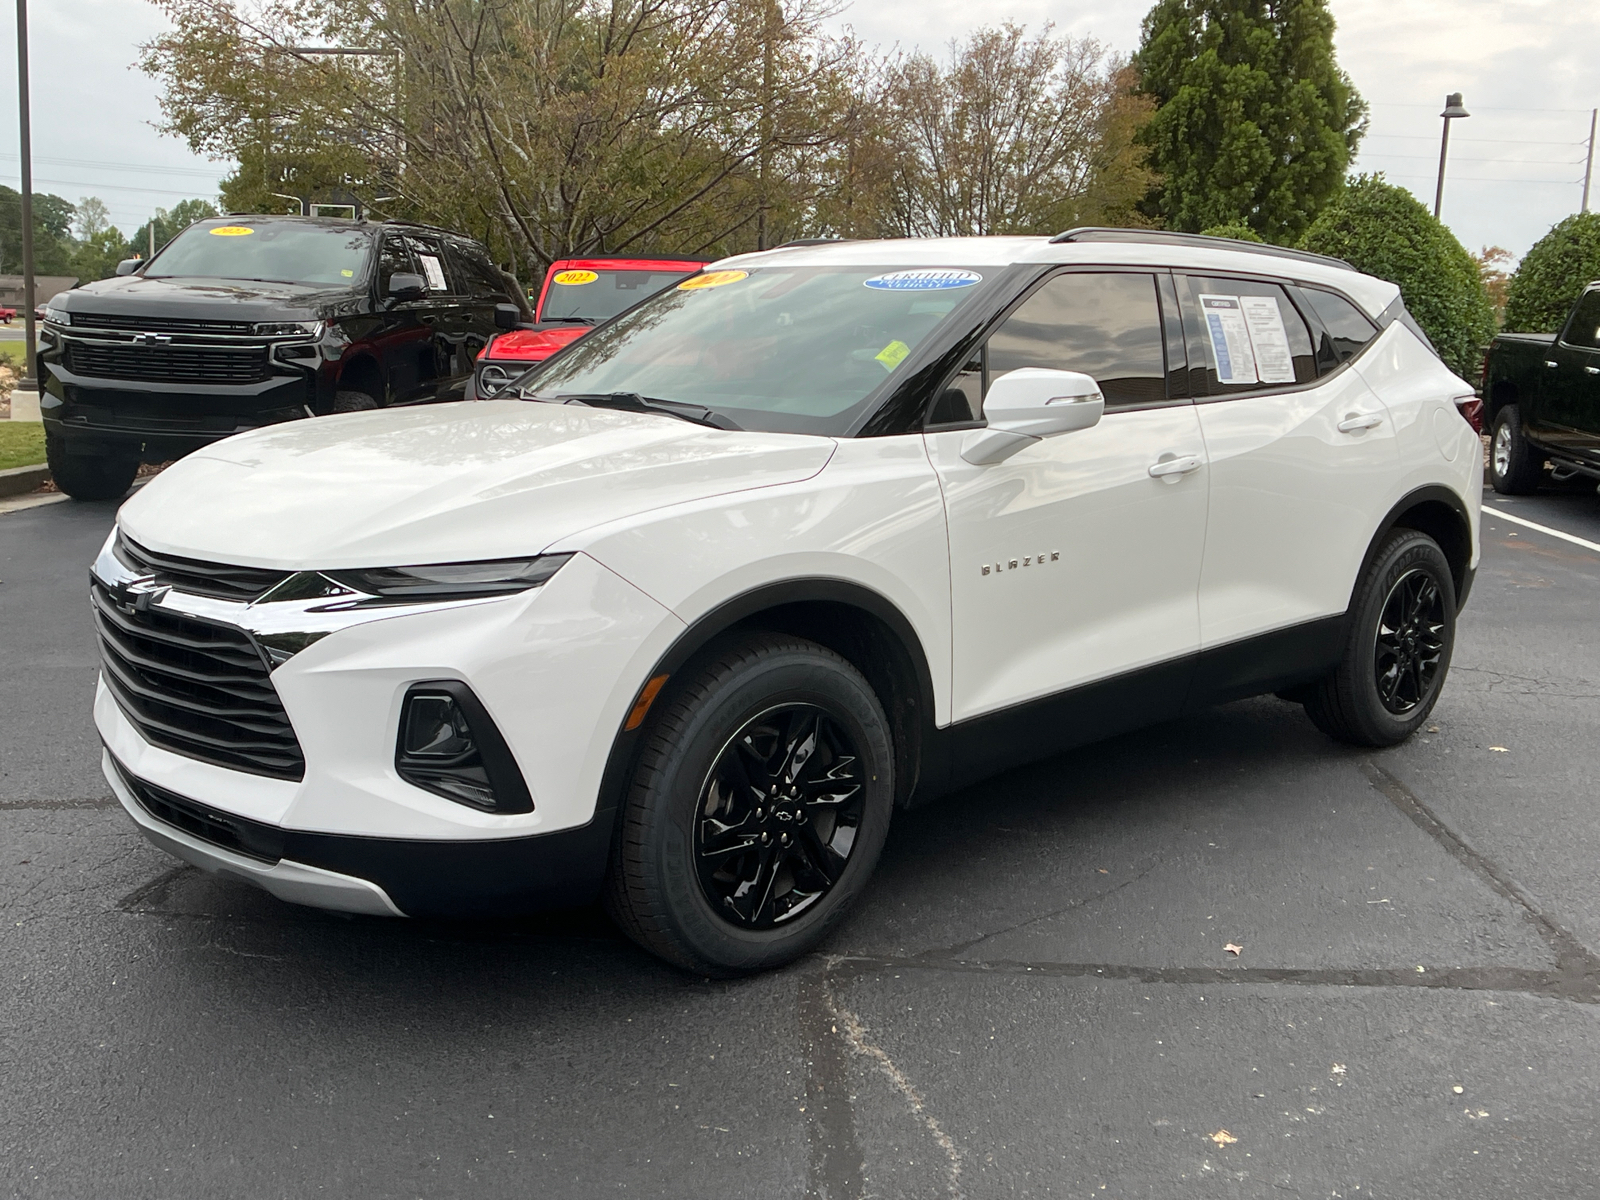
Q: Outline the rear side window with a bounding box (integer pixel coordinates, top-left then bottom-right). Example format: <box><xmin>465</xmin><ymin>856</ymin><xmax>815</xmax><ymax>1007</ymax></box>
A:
<box><xmin>1561</xmin><ymin>289</ymin><xmax>1600</xmax><ymax>350</ymax></box>
<box><xmin>1300</xmin><ymin>286</ymin><xmax>1379</xmax><ymax>371</ymax></box>
<box><xmin>987</xmin><ymin>272</ymin><xmax>1167</xmax><ymax>408</ymax></box>
<box><xmin>1182</xmin><ymin>275</ymin><xmax>1316</xmax><ymax>395</ymax></box>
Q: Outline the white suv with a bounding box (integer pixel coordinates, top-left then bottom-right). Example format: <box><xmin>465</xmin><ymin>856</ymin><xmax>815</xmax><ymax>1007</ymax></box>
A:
<box><xmin>92</xmin><ymin>230</ymin><xmax>1481</xmax><ymax>974</ymax></box>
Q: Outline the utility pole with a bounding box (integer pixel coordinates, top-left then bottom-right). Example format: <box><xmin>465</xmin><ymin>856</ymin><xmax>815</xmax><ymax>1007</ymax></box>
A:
<box><xmin>1583</xmin><ymin>108</ymin><xmax>1597</xmax><ymax>215</ymax></box>
<box><xmin>16</xmin><ymin>0</ymin><xmax>35</xmax><ymax>385</ymax></box>
<box><xmin>1434</xmin><ymin>92</ymin><xmax>1469</xmax><ymax>221</ymax></box>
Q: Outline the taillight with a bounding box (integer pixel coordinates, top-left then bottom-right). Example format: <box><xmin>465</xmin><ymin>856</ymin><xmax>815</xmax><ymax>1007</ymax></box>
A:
<box><xmin>1455</xmin><ymin>395</ymin><xmax>1484</xmax><ymax>433</ymax></box>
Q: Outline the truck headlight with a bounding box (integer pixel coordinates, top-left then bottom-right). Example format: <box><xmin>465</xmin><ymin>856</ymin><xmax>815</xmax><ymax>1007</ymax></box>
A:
<box><xmin>253</xmin><ymin>320</ymin><xmax>323</xmax><ymax>337</ymax></box>
<box><xmin>43</xmin><ymin>304</ymin><xmax>70</xmax><ymax>326</ymax></box>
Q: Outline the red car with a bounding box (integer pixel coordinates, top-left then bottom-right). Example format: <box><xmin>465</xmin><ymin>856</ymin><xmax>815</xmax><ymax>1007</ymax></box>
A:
<box><xmin>474</xmin><ymin>256</ymin><xmax>709</xmax><ymax>397</ymax></box>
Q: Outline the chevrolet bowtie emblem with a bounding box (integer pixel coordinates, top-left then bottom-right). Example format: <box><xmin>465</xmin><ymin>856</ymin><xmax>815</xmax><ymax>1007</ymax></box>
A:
<box><xmin>131</xmin><ymin>332</ymin><xmax>174</xmax><ymax>346</ymax></box>
<box><xmin>115</xmin><ymin>576</ymin><xmax>169</xmax><ymax>614</ymax></box>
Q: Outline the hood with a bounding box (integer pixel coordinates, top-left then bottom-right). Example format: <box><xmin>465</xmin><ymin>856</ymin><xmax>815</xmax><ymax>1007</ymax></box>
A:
<box><xmin>478</xmin><ymin>325</ymin><xmax>588</xmax><ymax>363</ymax></box>
<box><xmin>59</xmin><ymin>275</ymin><xmax>354</xmax><ymax>323</ymax></box>
<box><xmin>118</xmin><ymin>401</ymin><xmax>837</xmax><ymax>568</ymax></box>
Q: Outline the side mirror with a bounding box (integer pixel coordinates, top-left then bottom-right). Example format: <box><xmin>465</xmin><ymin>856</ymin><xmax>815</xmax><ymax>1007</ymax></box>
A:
<box><xmin>387</xmin><ymin>272</ymin><xmax>427</xmax><ymax>303</ymax></box>
<box><xmin>960</xmin><ymin>368</ymin><xmax>1104</xmax><ymax>465</ymax></box>
<box><xmin>114</xmin><ymin>259</ymin><xmax>141</xmax><ymax>277</ymax></box>
<box><xmin>493</xmin><ymin>302</ymin><xmax>521</xmax><ymax>331</ymax></box>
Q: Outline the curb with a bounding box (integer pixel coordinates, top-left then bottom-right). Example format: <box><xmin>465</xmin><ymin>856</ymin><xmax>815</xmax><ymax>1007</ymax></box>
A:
<box><xmin>0</xmin><ymin>463</ymin><xmax>49</xmax><ymax>498</ymax></box>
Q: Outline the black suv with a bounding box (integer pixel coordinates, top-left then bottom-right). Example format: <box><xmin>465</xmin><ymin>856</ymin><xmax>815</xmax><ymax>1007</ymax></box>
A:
<box><xmin>38</xmin><ymin>216</ymin><xmax>521</xmax><ymax>499</ymax></box>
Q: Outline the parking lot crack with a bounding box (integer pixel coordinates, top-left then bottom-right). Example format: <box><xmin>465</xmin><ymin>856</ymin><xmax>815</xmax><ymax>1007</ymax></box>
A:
<box><xmin>798</xmin><ymin>963</ymin><xmax>866</xmax><ymax>1200</ymax></box>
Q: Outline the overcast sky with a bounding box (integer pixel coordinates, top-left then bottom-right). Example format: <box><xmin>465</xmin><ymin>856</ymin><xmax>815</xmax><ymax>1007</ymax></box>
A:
<box><xmin>0</xmin><ymin>0</ymin><xmax>1594</xmax><ymax>261</ymax></box>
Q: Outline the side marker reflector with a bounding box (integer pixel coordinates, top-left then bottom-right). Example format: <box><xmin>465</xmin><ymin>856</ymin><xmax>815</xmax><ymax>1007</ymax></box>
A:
<box><xmin>625</xmin><ymin>674</ymin><xmax>670</xmax><ymax>731</ymax></box>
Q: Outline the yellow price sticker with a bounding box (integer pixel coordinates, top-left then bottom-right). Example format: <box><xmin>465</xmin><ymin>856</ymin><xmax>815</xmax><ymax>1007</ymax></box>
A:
<box><xmin>678</xmin><ymin>270</ymin><xmax>748</xmax><ymax>291</ymax></box>
<box><xmin>553</xmin><ymin>269</ymin><xmax>598</xmax><ymax>286</ymax></box>
<box><xmin>209</xmin><ymin>225</ymin><xmax>255</xmax><ymax>237</ymax></box>
<box><xmin>340</xmin><ymin>269</ymin><xmax>354</xmax><ymax>277</ymax></box>
<box><xmin>875</xmin><ymin>340</ymin><xmax>911</xmax><ymax>370</ymax></box>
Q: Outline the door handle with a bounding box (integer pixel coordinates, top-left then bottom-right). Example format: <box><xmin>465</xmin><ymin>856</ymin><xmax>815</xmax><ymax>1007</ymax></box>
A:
<box><xmin>1336</xmin><ymin>412</ymin><xmax>1384</xmax><ymax>433</ymax></box>
<box><xmin>1148</xmin><ymin>454</ymin><xmax>1202</xmax><ymax>478</ymax></box>
<box><xmin>1585</xmin><ymin>366</ymin><xmax>1600</xmax><ymax>376</ymax></box>
<box><xmin>1544</xmin><ymin>360</ymin><xmax>1559</xmax><ymax>369</ymax></box>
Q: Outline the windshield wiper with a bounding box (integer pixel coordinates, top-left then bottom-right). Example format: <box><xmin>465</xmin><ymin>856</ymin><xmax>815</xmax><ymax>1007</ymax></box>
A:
<box><xmin>546</xmin><ymin>392</ymin><xmax>741</xmax><ymax>431</ymax></box>
<box><xmin>538</xmin><ymin>316</ymin><xmax>596</xmax><ymax>325</ymax></box>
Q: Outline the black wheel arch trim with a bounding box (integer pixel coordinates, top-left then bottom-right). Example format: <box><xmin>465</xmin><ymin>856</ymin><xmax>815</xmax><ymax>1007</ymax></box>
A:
<box><xmin>1355</xmin><ymin>485</ymin><xmax>1475</xmax><ymax>614</ymax></box>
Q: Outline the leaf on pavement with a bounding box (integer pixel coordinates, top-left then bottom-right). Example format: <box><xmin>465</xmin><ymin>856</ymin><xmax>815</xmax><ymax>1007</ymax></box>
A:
<box><xmin>1489</xmin><ymin>746</ymin><xmax>1509</xmax><ymax>753</ymax></box>
<box><xmin>1224</xmin><ymin>943</ymin><xmax>1243</xmax><ymax>956</ymax></box>
<box><xmin>1210</xmin><ymin>1129</ymin><xmax>1238</xmax><ymax>1146</ymax></box>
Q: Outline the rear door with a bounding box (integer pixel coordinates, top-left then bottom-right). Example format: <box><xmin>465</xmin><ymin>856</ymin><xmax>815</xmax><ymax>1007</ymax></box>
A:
<box><xmin>1178</xmin><ymin>273</ymin><xmax>1397</xmax><ymax>660</ymax></box>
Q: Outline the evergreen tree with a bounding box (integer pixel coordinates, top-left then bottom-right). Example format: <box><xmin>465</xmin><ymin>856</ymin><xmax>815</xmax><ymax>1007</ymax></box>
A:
<box><xmin>1135</xmin><ymin>0</ymin><xmax>1366</xmax><ymax>243</ymax></box>
<box><xmin>1502</xmin><ymin>213</ymin><xmax>1600</xmax><ymax>333</ymax></box>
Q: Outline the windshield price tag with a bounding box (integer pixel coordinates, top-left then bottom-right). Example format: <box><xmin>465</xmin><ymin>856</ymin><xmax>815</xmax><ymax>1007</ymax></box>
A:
<box><xmin>678</xmin><ymin>270</ymin><xmax>749</xmax><ymax>291</ymax></box>
<box><xmin>209</xmin><ymin>225</ymin><xmax>254</xmax><ymax>237</ymax></box>
<box><xmin>864</xmin><ymin>269</ymin><xmax>982</xmax><ymax>291</ymax></box>
<box><xmin>553</xmin><ymin>270</ymin><xmax>598</xmax><ymax>285</ymax></box>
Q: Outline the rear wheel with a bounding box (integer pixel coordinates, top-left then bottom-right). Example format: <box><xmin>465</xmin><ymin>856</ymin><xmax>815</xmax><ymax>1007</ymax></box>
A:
<box><xmin>1489</xmin><ymin>405</ymin><xmax>1544</xmax><ymax>494</ymax></box>
<box><xmin>45</xmin><ymin>435</ymin><xmax>139</xmax><ymax>502</ymax></box>
<box><xmin>1302</xmin><ymin>529</ymin><xmax>1456</xmax><ymax>747</ymax></box>
<box><xmin>333</xmin><ymin>389</ymin><xmax>379</xmax><ymax>413</ymax></box>
<box><xmin>605</xmin><ymin>634</ymin><xmax>894</xmax><ymax>976</ymax></box>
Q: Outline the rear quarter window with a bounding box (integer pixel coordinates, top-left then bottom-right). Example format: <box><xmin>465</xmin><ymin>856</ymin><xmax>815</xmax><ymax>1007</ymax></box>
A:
<box><xmin>1299</xmin><ymin>286</ymin><xmax>1380</xmax><ymax>372</ymax></box>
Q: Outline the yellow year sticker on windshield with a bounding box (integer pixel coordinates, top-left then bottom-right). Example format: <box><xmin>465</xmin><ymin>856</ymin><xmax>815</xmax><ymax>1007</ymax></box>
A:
<box><xmin>678</xmin><ymin>270</ymin><xmax>748</xmax><ymax>291</ymax></box>
<box><xmin>553</xmin><ymin>269</ymin><xmax>598</xmax><ymax>285</ymax></box>
<box><xmin>875</xmin><ymin>340</ymin><xmax>910</xmax><ymax>370</ymax></box>
<box><xmin>209</xmin><ymin>225</ymin><xmax>255</xmax><ymax>237</ymax></box>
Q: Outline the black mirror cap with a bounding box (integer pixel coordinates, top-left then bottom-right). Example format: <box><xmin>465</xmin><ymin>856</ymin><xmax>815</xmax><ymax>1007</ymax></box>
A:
<box><xmin>114</xmin><ymin>259</ymin><xmax>141</xmax><ymax>277</ymax></box>
<box><xmin>387</xmin><ymin>272</ymin><xmax>427</xmax><ymax>301</ymax></box>
<box><xmin>493</xmin><ymin>302</ymin><xmax>521</xmax><ymax>331</ymax></box>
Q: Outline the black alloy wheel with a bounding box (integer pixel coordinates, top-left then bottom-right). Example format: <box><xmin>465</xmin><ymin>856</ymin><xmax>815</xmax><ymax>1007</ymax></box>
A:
<box><xmin>1373</xmin><ymin>568</ymin><xmax>1447</xmax><ymax>714</ymax></box>
<box><xmin>694</xmin><ymin>705</ymin><xmax>866</xmax><ymax>929</ymax></box>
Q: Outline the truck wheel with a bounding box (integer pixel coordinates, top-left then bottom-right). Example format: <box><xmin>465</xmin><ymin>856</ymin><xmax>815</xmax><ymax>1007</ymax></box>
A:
<box><xmin>1489</xmin><ymin>406</ymin><xmax>1543</xmax><ymax>494</ymax></box>
<box><xmin>1301</xmin><ymin>529</ymin><xmax>1456</xmax><ymax>747</ymax></box>
<box><xmin>332</xmin><ymin>390</ymin><xmax>379</xmax><ymax>412</ymax></box>
<box><xmin>605</xmin><ymin>633</ymin><xmax>894</xmax><ymax>976</ymax></box>
<box><xmin>45</xmin><ymin>436</ymin><xmax>139</xmax><ymax>502</ymax></box>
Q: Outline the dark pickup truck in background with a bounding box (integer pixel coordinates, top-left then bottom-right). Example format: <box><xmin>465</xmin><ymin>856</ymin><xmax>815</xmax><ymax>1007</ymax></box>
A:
<box><xmin>1482</xmin><ymin>282</ymin><xmax>1600</xmax><ymax>494</ymax></box>
<box><xmin>38</xmin><ymin>215</ymin><xmax>520</xmax><ymax>501</ymax></box>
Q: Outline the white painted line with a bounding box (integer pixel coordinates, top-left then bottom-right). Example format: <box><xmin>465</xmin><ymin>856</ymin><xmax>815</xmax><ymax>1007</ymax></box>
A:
<box><xmin>1486</xmin><ymin>507</ymin><xmax>1600</xmax><ymax>554</ymax></box>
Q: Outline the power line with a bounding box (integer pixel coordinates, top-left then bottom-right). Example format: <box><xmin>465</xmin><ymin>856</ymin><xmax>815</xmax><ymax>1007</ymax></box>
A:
<box><xmin>1359</xmin><ymin>152</ymin><xmax>1588</xmax><ymax>165</ymax></box>
<box><xmin>1364</xmin><ymin>134</ymin><xmax>1586</xmax><ymax>146</ymax></box>
<box><xmin>0</xmin><ymin>175</ymin><xmax>216</xmax><ymax>198</ymax></box>
<box><xmin>1367</xmin><ymin>102</ymin><xmax>1595</xmax><ymax>114</ymax></box>
<box><xmin>0</xmin><ymin>151</ymin><xmax>222</xmax><ymax>178</ymax></box>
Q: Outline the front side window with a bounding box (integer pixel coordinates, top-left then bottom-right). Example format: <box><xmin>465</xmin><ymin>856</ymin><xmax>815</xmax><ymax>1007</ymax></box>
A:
<box><xmin>1300</xmin><ymin>286</ymin><xmax>1379</xmax><ymax>371</ymax></box>
<box><xmin>146</xmin><ymin>219</ymin><xmax>373</xmax><ymax>287</ymax></box>
<box><xmin>1183</xmin><ymin>275</ymin><xmax>1316</xmax><ymax>395</ymax></box>
<box><xmin>1561</xmin><ymin>288</ymin><xmax>1600</xmax><ymax>350</ymax></box>
<box><xmin>524</xmin><ymin>265</ymin><xmax>993</xmax><ymax>435</ymax></box>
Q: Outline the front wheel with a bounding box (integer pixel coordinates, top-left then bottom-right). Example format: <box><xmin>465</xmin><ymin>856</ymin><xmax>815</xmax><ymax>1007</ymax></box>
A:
<box><xmin>1489</xmin><ymin>405</ymin><xmax>1543</xmax><ymax>494</ymax></box>
<box><xmin>1302</xmin><ymin>529</ymin><xmax>1457</xmax><ymax>747</ymax></box>
<box><xmin>45</xmin><ymin>435</ymin><xmax>139</xmax><ymax>502</ymax></box>
<box><xmin>605</xmin><ymin>634</ymin><xmax>894</xmax><ymax>976</ymax></box>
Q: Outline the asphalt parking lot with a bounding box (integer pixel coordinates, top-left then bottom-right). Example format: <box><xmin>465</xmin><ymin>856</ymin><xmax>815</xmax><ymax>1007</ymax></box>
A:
<box><xmin>3</xmin><ymin>482</ymin><xmax>1599</xmax><ymax>1199</ymax></box>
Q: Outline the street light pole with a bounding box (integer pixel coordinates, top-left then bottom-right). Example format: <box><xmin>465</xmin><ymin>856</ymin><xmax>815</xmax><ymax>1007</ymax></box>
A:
<box><xmin>1434</xmin><ymin>92</ymin><xmax>1469</xmax><ymax>221</ymax></box>
<box><xmin>15</xmin><ymin>0</ymin><xmax>34</xmax><ymax>384</ymax></box>
<box><xmin>1583</xmin><ymin>108</ymin><xmax>1597</xmax><ymax>215</ymax></box>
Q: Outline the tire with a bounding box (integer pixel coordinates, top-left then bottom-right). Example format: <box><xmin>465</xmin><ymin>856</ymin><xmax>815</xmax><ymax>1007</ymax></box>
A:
<box><xmin>1302</xmin><ymin>529</ymin><xmax>1457</xmax><ymax>747</ymax></box>
<box><xmin>332</xmin><ymin>389</ymin><xmax>379</xmax><ymax>413</ymax></box>
<box><xmin>1489</xmin><ymin>405</ymin><xmax>1543</xmax><ymax>494</ymax></box>
<box><xmin>45</xmin><ymin>435</ymin><xmax>139</xmax><ymax>502</ymax></box>
<box><xmin>605</xmin><ymin>633</ymin><xmax>895</xmax><ymax>976</ymax></box>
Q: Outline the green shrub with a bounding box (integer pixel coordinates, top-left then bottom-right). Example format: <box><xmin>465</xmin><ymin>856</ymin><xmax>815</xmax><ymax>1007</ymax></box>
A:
<box><xmin>1503</xmin><ymin>212</ymin><xmax>1600</xmax><ymax>332</ymax></box>
<box><xmin>1300</xmin><ymin>175</ymin><xmax>1493</xmax><ymax>379</ymax></box>
<box><xmin>1199</xmin><ymin>222</ymin><xmax>1265</xmax><ymax>243</ymax></box>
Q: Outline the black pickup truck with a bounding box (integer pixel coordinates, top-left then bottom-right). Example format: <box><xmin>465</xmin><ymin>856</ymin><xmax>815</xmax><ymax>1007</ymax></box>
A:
<box><xmin>38</xmin><ymin>215</ymin><xmax>523</xmax><ymax>500</ymax></box>
<box><xmin>1482</xmin><ymin>282</ymin><xmax>1600</xmax><ymax>493</ymax></box>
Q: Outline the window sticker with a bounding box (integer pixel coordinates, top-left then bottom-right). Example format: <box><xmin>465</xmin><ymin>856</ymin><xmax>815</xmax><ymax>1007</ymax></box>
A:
<box><xmin>875</xmin><ymin>340</ymin><xmax>911</xmax><ymax>371</ymax></box>
<box><xmin>678</xmin><ymin>269</ymin><xmax>749</xmax><ymax>291</ymax></box>
<box><xmin>418</xmin><ymin>255</ymin><xmax>448</xmax><ymax>292</ymax></box>
<box><xmin>863</xmin><ymin>269</ymin><xmax>982</xmax><ymax>291</ymax></box>
<box><xmin>1198</xmin><ymin>294</ymin><xmax>1258</xmax><ymax>385</ymax></box>
<box><xmin>553</xmin><ymin>269</ymin><xmax>598</xmax><ymax>286</ymax></box>
<box><xmin>1239</xmin><ymin>296</ymin><xmax>1296</xmax><ymax>384</ymax></box>
<box><xmin>340</xmin><ymin>269</ymin><xmax>354</xmax><ymax>277</ymax></box>
<box><xmin>209</xmin><ymin>225</ymin><xmax>254</xmax><ymax>237</ymax></box>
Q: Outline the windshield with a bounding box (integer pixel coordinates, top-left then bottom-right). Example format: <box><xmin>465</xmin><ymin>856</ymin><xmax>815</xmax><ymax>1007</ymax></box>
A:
<box><xmin>524</xmin><ymin>265</ymin><xmax>990</xmax><ymax>434</ymax></box>
<box><xmin>146</xmin><ymin>220</ymin><xmax>373</xmax><ymax>287</ymax></box>
<box><xmin>539</xmin><ymin>268</ymin><xmax>701</xmax><ymax>322</ymax></box>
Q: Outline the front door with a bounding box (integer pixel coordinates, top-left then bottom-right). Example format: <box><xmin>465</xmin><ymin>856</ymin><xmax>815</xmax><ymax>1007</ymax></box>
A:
<box><xmin>926</xmin><ymin>270</ymin><xmax>1209</xmax><ymax>740</ymax></box>
<box><xmin>1544</xmin><ymin>287</ymin><xmax>1600</xmax><ymax>460</ymax></box>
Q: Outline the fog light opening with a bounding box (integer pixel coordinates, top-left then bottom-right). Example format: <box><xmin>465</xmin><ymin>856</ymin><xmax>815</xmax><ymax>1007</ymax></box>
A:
<box><xmin>396</xmin><ymin>682</ymin><xmax>533</xmax><ymax>814</ymax></box>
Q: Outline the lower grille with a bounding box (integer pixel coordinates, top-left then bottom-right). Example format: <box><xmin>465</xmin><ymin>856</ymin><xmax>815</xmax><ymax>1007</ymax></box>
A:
<box><xmin>68</xmin><ymin>341</ymin><xmax>269</xmax><ymax>384</ymax></box>
<box><xmin>93</xmin><ymin>581</ymin><xmax>306</xmax><ymax>780</ymax></box>
<box><xmin>114</xmin><ymin>533</ymin><xmax>291</xmax><ymax>602</ymax></box>
<box><xmin>111</xmin><ymin>756</ymin><xmax>286</xmax><ymax>864</ymax></box>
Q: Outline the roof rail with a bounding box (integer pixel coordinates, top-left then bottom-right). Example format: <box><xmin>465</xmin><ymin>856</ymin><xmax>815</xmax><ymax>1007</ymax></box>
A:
<box><xmin>775</xmin><ymin>238</ymin><xmax>856</xmax><ymax>249</ymax></box>
<box><xmin>1050</xmin><ymin>227</ymin><xmax>1355</xmax><ymax>273</ymax></box>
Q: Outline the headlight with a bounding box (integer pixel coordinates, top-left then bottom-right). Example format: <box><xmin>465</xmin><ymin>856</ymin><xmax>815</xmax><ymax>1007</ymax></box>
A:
<box><xmin>43</xmin><ymin>304</ymin><xmax>69</xmax><ymax>326</ymax></box>
<box><xmin>328</xmin><ymin>554</ymin><xmax>573</xmax><ymax>601</ymax></box>
<box><xmin>478</xmin><ymin>365</ymin><xmax>513</xmax><ymax>397</ymax></box>
<box><xmin>253</xmin><ymin>320</ymin><xmax>323</xmax><ymax>337</ymax></box>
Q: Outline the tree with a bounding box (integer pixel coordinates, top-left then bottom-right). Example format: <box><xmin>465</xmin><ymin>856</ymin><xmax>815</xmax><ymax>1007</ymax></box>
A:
<box><xmin>1199</xmin><ymin>222</ymin><xmax>1263</xmax><ymax>242</ymax></box>
<box><xmin>1301</xmin><ymin>175</ymin><xmax>1493</xmax><ymax>379</ymax></box>
<box><xmin>1502</xmin><ymin>212</ymin><xmax>1600</xmax><ymax>333</ymax></box>
<box><xmin>1135</xmin><ymin>0</ymin><xmax>1366</xmax><ymax>242</ymax></box>
<box><xmin>1474</xmin><ymin>245</ymin><xmax>1512</xmax><ymax>327</ymax></box>
<box><xmin>128</xmin><ymin>198</ymin><xmax>221</xmax><ymax>259</ymax></box>
<box><xmin>71</xmin><ymin>227</ymin><xmax>134</xmax><ymax>283</ymax></box>
<box><xmin>75</xmin><ymin>196</ymin><xmax>111</xmax><ymax>240</ymax></box>
<box><xmin>0</xmin><ymin>187</ymin><xmax>76</xmax><ymax>274</ymax></box>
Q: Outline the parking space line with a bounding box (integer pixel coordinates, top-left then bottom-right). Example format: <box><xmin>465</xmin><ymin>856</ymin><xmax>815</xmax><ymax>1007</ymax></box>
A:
<box><xmin>1486</xmin><ymin>507</ymin><xmax>1600</xmax><ymax>555</ymax></box>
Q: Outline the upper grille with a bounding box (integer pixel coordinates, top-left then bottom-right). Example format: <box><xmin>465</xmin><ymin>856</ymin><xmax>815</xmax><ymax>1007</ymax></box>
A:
<box><xmin>71</xmin><ymin>312</ymin><xmax>258</xmax><ymax>336</ymax></box>
<box><xmin>92</xmin><ymin>580</ymin><xmax>306</xmax><ymax>780</ymax></box>
<box><xmin>110</xmin><ymin>755</ymin><xmax>286</xmax><ymax>863</ymax></box>
<box><xmin>68</xmin><ymin>341</ymin><xmax>269</xmax><ymax>385</ymax></box>
<box><xmin>115</xmin><ymin>533</ymin><xmax>290</xmax><ymax>602</ymax></box>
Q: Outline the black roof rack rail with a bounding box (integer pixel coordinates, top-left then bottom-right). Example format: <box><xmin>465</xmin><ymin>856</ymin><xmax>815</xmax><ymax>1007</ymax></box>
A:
<box><xmin>1050</xmin><ymin>226</ymin><xmax>1355</xmax><ymax>272</ymax></box>
<box><xmin>775</xmin><ymin>238</ymin><xmax>857</xmax><ymax>249</ymax></box>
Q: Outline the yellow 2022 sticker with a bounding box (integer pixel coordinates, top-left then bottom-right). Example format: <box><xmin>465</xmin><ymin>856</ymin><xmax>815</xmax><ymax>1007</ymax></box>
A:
<box><xmin>553</xmin><ymin>269</ymin><xmax>598</xmax><ymax>286</ymax></box>
<box><xmin>875</xmin><ymin>340</ymin><xmax>911</xmax><ymax>370</ymax></box>
<box><xmin>209</xmin><ymin>225</ymin><xmax>255</xmax><ymax>237</ymax></box>
<box><xmin>678</xmin><ymin>270</ymin><xmax>748</xmax><ymax>291</ymax></box>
